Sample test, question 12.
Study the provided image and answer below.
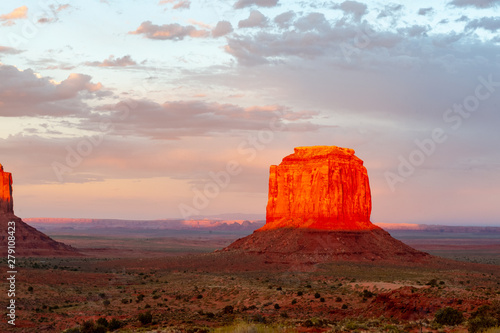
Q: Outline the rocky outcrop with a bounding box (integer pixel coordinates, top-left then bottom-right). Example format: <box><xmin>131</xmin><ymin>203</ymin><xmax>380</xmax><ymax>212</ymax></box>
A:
<box><xmin>0</xmin><ymin>164</ymin><xmax>13</xmax><ymax>214</ymax></box>
<box><xmin>223</xmin><ymin>146</ymin><xmax>430</xmax><ymax>263</ymax></box>
<box><xmin>263</xmin><ymin>146</ymin><xmax>373</xmax><ymax>231</ymax></box>
<box><xmin>0</xmin><ymin>163</ymin><xmax>79</xmax><ymax>256</ymax></box>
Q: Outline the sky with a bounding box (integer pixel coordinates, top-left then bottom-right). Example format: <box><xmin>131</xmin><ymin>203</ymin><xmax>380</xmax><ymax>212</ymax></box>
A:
<box><xmin>0</xmin><ymin>0</ymin><xmax>499</xmax><ymax>226</ymax></box>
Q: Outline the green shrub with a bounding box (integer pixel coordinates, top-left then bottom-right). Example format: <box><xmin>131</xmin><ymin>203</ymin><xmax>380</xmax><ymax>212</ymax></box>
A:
<box><xmin>80</xmin><ymin>320</ymin><xmax>107</xmax><ymax>333</ymax></box>
<box><xmin>434</xmin><ymin>307</ymin><xmax>464</xmax><ymax>326</ymax></box>
<box><xmin>426</xmin><ymin>279</ymin><xmax>438</xmax><ymax>286</ymax></box>
<box><xmin>468</xmin><ymin>305</ymin><xmax>500</xmax><ymax>333</ymax></box>
<box><xmin>223</xmin><ymin>305</ymin><xmax>234</xmax><ymax>314</ymax></box>
<box><xmin>469</xmin><ymin>317</ymin><xmax>498</xmax><ymax>333</ymax></box>
<box><xmin>108</xmin><ymin>318</ymin><xmax>123</xmax><ymax>331</ymax></box>
<box><xmin>138</xmin><ymin>311</ymin><xmax>153</xmax><ymax>325</ymax></box>
<box><xmin>96</xmin><ymin>318</ymin><xmax>108</xmax><ymax>327</ymax></box>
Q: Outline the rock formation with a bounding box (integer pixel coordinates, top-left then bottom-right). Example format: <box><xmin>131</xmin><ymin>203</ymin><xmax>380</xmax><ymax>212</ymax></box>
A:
<box><xmin>264</xmin><ymin>146</ymin><xmax>373</xmax><ymax>231</ymax></box>
<box><xmin>0</xmin><ymin>163</ymin><xmax>79</xmax><ymax>256</ymax></box>
<box><xmin>224</xmin><ymin>146</ymin><xmax>429</xmax><ymax>262</ymax></box>
<box><xmin>0</xmin><ymin>164</ymin><xmax>13</xmax><ymax>214</ymax></box>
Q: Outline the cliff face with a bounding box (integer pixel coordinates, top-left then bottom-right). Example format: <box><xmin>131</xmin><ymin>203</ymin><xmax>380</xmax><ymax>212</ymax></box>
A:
<box><xmin>0</xmin><ymin>163</ymin><xmax>79</xmax><ymax>256</ymax></box>
<box><xmin>262</xmin><ymin>146</ymin><xmax>373</xmax><ymax>231</ymax></box>
<box><xmin>0</xmin><ymin>164</ymin><xmax>14</xmax><ymax>214</ymax></box>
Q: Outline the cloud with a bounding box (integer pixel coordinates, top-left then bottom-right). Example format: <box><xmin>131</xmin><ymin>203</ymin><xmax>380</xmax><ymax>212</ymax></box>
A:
<box><xmin>0</xmin><ymin>46</ymin><xmax>23</xmax><ymax>54</ymax></box>
<box><xmin>238</xmin><ymin>10</ymin><xmax>268</xmax><ymax>28</ymax></box>
<box><xmin>418</xmin><ymin>7</ymin><xmax>434</xmax><ymax>15</ymax></box>
<box><xmin>274</xmin><ymin>11</ymin><xmax>295</xmax><ymax>29</ymax></box>
<box><xmin>377</xmin><ymin>3</ymin><xmax>403</xmax><ymax>19</ymax></box>
<box><xmin>85</xmin><ymin>99</ymin><xmax>322</xmax><ymax>140</ymax></box>
<box><xmin>449</xmin><ymin>0</ymin><xmax>500</xmax><ymax>8</ymax></box>
<box><xmin>332</xmin><ymin>1</ymin><xmax>368</xmax><ymax>21</ymax></box>
<box><xmin>466</xmin><ymin>17</ymin><xmax>500</xmax><ymax>32</ymax></box>
<box><xmin>85</xmin><ymin>55</ymin><xmax>138</xmax><ymax>67</ymax></box>
<box><xmin>37</xmin><ymin>4</ymin><xmax>71</xmax><ymax>24</ymax></box>
<box><xmin>212</xmin><ymin>21</ymin><xmax>234</xmax><ymax>37</ymax></box>
<box><xmin>55</xmin><ymin>4</ymin><xmax>71</xmax><ymax>12</ymax></box>
<box><xmin>0</xmin><ymin>64</ymin><xmax>108</xmax><ymax>117</ymax></box>
<box><xmin>0</xmin><ymin>6</ymin><xmax>28</xmax><ymax>25</ymax></box>
<box><xmin>294</xmin><ymin>12</ymin><xmax>330</xmax><ymax>32</ymax></box>
<box><xmin>234</xmin><ymin>0</ymin><xmax>278</xmax><ymax>9</ymax></box>
<box><xmin>129</xmin><ymin>21</ymin><xmax>209</xmax><ymax>40</ymax></box>
<box><xmin>159</xmin><ymin>0</ymin><xmax>191</xmax><ymax>9</ymax></box>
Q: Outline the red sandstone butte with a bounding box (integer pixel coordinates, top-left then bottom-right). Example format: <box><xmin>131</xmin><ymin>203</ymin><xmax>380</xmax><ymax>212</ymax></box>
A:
<box><xmin>264</xmin><ymin>146</ymin><xmax>373</xmax><ymax>231</ymax></box>
<box><xmin>0</xmin><ymin>163</ymin><xmax>79</xmax><ymax>256</ymax></box>
<box><xmin>224</xmin><ymin>146</ymin><xmax>429</xmax><ymax>262</ymax></box>
<box><xmin>0</xmin><ymin>164</ymin><xmax>14</xmax><ymax>214</ymax></box>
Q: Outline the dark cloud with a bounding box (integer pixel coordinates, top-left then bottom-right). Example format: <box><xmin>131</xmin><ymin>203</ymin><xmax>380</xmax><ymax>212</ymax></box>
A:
<box><xmin>0</xmin><ymin>64</ymin><xmax>109</xmax><ymax>117</ymax></box>
<box><xmin>449</xmin><ymin>0</ymin><xmax>500</xmax><ymax>8</ymax></box>
<box><xmin>212</xmin><ymin>21</ymin><xmax>233</xmax><ymax>37</ymax></box>
<box><xmin>225</xmin><ymin>17</ymin><xmax>406</xmax><ymax>66</ymax></box>
<box><xmin>332</xmin><ymin>1</ymin><xmax>368</xmax><ymax>21</ymax></box>
<box><xmin>234</xmin><ymin>0</ymin><xmax>278</xmax><ymax>9</ymax></box>
<box><xmin>129</xmin><ymin>21</ymin><xmax>209</xmax><ymax>40</ymax></box>
<box><xmin>274</xmin><ymin>11</ymin><xmax>295</xmax><ymax>29</ymax></box>
<box><xmin>85</xmin><ymin>55</ymin><xmax>138</xmax><ymax>67</ymax></box>
<box><xmin>418</xmin><ymin>7</ymin><xmax>433</xmax><ymax>16</ymax></box>
<box><xmin>238</xmin><ymin>10</ymin><xmax>268</xmax><ymax>28</ymax></box>
<box><xmin>466</xmin><ymin>17</ymin><xmax>500</xmax><ymax>32</ymax></box>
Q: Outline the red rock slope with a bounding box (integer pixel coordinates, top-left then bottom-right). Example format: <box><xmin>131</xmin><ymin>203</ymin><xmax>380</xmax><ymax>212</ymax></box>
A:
<box><xmin>224</xmin><ymin>146</ymin><xmax>429</xmax><ymax>262</ymax></box>
<box><xmin>0</xmin><ymin>164</ymin><xmax>79</xmax><ymax>256</ymax></box>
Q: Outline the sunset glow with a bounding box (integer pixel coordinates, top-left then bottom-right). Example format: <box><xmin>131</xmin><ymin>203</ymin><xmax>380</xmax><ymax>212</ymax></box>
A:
<box><xmin>1</xmin><ymin>0</ymin><xmax>499</xmax><ymax>226</ymax></box>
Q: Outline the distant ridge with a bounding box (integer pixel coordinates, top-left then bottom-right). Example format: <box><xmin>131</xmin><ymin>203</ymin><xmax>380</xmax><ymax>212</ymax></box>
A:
<box><xmin>24</xmin><ymin>218</ymin><xmax>266</xmax><ymax>232</ymax></box>
<box><xmin>376</xmin><ymin>223</ymin><xmax>500</xmax><ymax>233</ymax></box>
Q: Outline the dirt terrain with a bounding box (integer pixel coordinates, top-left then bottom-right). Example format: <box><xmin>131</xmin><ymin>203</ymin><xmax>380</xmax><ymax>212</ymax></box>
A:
<box><xmin>2</xmin><ymin>229</ymin><xmax>499</xmax><ymax>333</ymax></box>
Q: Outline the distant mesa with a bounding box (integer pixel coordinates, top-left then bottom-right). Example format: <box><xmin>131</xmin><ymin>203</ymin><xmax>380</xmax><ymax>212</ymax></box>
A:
<box><xmin>224</xmin><ymin>146</ymin><xmax>429</xmax><ymax>262</ymax></box>
<box><xmin>0</xmin><ymin>164</ymin><xmax>78</xmax><ymax>256</ymax></box>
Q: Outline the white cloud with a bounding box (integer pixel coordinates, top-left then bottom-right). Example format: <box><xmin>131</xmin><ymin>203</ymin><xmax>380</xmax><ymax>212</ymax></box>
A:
<box><xmin>129</xmin><ymin>21</ymin><xmax>209</xmax><ymax>40</ymax></box>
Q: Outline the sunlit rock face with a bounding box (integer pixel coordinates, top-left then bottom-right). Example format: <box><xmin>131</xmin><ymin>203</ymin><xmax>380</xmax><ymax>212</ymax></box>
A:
<box><xmin>0</xmin><ymin>163</ymin><xmax>79</xmax><ymax>256</ymax></box>
<box><xmin>0</xmin><ymin>164</ymin><xmax>14</xmax><ymax>214</ymax></box>
<box><xmin>262</xmin><ymin>146</ymin><xmax>374</xmax><ymax>231</ymax></box>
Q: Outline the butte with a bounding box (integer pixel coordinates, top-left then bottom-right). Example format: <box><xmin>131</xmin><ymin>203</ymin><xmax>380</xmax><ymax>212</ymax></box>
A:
<box><xmin>224</xmin><ymin>146</ymin><xmax>429</xmax><ymax>263</ymax></box>
<box><xmin>0</xmin><ymin>163</ymin><xmax>78</xmax><ymax>256</ymax></box>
